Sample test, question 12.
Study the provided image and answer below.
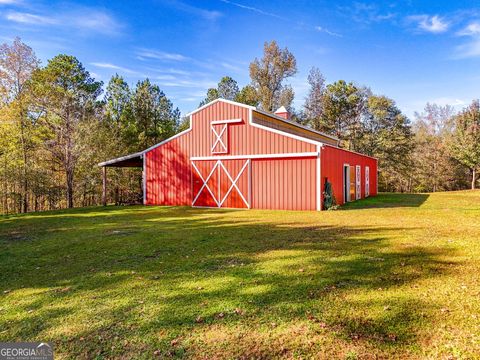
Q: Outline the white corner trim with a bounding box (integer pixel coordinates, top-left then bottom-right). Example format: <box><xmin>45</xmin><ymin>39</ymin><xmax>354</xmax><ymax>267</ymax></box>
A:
<box><xmin>191</xmin><ymin>152</ymin><xmax>319</xmax><ymax>161</ymax></box>
<box><xmin>143</xmin><ymin>155</ymin><xmax>146</xmax><ymax>205</ymax></box>
<box><xmin>316</xmin><ymin>144</ymin><xmax>321</xmax><ymax>211</ymax></box>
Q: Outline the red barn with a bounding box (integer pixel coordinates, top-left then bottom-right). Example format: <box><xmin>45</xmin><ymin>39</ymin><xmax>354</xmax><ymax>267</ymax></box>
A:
<box><xmin>99</xmin><ymin>99</ymin><xmax>377</xmax><ymax>210</ymax></box>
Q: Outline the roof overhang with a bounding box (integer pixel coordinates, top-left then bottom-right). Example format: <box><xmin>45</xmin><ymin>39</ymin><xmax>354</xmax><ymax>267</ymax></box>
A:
<box><xmin>98</xmin><ymin>151</ymin><xmax>143</xmax><ymax>167</ymax></box>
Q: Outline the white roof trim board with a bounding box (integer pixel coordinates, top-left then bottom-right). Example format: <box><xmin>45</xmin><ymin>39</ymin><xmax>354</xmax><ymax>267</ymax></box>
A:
<box><xmin>253</xmin><ymin>107</ymin><xmax>339</xmax><ymax>142</ymax></box>
<box><xmin>98</xmin><ymin>151</ymin><xmax>143</xmax><ymax>167</ymax></box>
<box><xmin>186</xmin><ymin>98</ymin><xmax>255</xmax><ymax>117</ymax></box>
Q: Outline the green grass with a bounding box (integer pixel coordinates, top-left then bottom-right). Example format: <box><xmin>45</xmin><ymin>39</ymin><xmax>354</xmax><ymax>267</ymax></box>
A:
<box><xmin>1</xmin><ymin>191</ymin><xmax>479</xmax><ymax>359</ymax></box>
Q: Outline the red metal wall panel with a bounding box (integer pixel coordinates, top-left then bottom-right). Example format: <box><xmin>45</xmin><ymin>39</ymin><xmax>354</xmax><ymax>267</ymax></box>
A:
<box><xmin>320</xmin><ymin>145</ymin><xmax>378</xmax><ymax>206</ymax></box>
<box><xmin>251</xmin><ymin>158</ymin><xmax>317</xmax><ymax>211</ymax></box>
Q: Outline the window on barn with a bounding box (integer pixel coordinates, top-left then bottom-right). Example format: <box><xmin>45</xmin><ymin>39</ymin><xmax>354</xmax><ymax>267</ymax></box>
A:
<box><xmin>211</xmin><ymin>123</ymin><xmax>228</xmax><ymax>153</ymax></box>
<box><xmin>210</xmin><ymin>119</ymin><xmax>242</xmax><ymax>154</ymax></box>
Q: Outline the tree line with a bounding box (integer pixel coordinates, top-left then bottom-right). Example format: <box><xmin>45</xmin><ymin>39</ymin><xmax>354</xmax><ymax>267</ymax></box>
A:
<box><xmin>0</xmin><ymin>38</ymin><xmax>479</xmax><ymax>214</ymax></box>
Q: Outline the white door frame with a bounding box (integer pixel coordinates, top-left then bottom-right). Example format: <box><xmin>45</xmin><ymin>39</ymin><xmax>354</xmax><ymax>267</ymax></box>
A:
<box><xmin>356</xmin><ymin>165</ymin><xmax>361</xmax><ymax>200</ymax></box>
<box><xmin>365</xmin><ymin>166</ymin><xmax>370</xmax><ymax>197</ymax></box>
<box><xmin>343</xmin><ymin>164</ymin><xmax>350</xmax><ymax>203</ymax></box>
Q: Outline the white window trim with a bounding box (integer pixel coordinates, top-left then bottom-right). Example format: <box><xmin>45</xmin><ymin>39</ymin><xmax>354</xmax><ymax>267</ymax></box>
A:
<box><xmin>211</xmin><ymin>123</ymin><xmax>228</xmax><ymax>153</ymax></box>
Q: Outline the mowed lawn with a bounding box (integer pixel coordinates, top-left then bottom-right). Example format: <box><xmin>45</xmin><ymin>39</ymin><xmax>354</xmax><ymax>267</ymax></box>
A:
<box><xmin>0</xmin><ymin>192</ymin><xmax>479</xmax><ymax>359</ymax></box>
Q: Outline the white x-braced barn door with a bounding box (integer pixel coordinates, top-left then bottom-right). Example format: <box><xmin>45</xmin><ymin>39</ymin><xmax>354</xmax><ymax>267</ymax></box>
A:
<box><xmin>191</xmin><ymin>159</ymin><xmax>251</xmax><ymax>208</ymax></box>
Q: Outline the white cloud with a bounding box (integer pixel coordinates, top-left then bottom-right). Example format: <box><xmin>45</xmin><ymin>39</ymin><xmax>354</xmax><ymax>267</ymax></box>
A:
<box><xmin>430</xmin><ymin>97</ymin><xmax>466</xmax><ymax>107</ymax></box>
<box><xmin>156</xmin><ymin>79</ymin><xmax>217</xmax><ymax>89</ymax></box>
<box><xmin>454</xmin><ymin>39</ymin><xmax>480</xmax><ymax>58</ymax></box>
<box><xmin>89</xmin><ymin>62</ymin><xmax>147</xmax><ymax>77</ymax></box>
<box><xmin>4</xmin><ymin>8</ymin><xmax>122</xmax><ymax>35</ymax></box>
<box><xmin>0</xmin><ymin>0</ymin><xmax>21</xmax><ymax>4</ymax></box>
<box><xmin>220</xmin><ymin>62</ymin><xmax>244</xmax><ymax>73</ymax></box>
<box><xmin>90</xmin><ymin>62</ymin><xmax>133</xmax><ymax>73</ymax></box>
<box><xmin>338</xmin><ymin>2</ymin><xmax>397</xmax><ymax>25</ymax></box>
<box><xmin>168</xmin><ymin>1</ymin><xmax>222</xmax><ymax>21</ymax></box>
<box><xmin>72</xmin><ymin>11</ymin><xmax>122</xmax><ymax>35</ymax></box>
<box><xmin>6</xmin><ymin>11</ymin><xmax>56</xmax><ymax>25</ymax></box>
<box><xmin>222</xmin><ymin>0</ymin><xmax>341</xmax><ymax>37</ymax></box>
<box><xmin>315</xmin><ymin>26</ymin><xmax>342</xmax><ymax>37</ymax></box>
<box><xmin>408</xmin><ymin>15</ymin><xmax>449</xmax><ymax>33</ymax></box>
<box><xmin>219</xmin><ymin>0</ymin><xmax>285</xmax><ymax>20</ymax></box>
<box><xmin>457</xmin><ymin>22</ymin><xmax>480</xmax><ymax>36</ymax></box>
<box><xmin>136</xmin><ymin>49</ymin><xmax>188</xmax><ymax>62</ymax></box>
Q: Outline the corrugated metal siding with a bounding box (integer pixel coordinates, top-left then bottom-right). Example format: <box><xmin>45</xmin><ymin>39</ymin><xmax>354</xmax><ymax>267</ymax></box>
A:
<box><xmin>321</xmin><ymin>145</ymin><xmax>378</xmax><ymax>206</ymax></box>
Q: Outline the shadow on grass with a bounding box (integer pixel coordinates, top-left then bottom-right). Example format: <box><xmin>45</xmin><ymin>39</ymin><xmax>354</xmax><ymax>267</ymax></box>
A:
<box><xmin>0</xmin><ymin>205</ymin><xmax>455</xmax><ymax>358</ymax></box>
<box><xmin>341</xmin><ymin>193</ymin><xmax>430</xmax><ymax>210</ymax></box>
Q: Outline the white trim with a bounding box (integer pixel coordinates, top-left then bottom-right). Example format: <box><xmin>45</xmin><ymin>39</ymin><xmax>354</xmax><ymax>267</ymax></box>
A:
<box><xmin>98</xmin><ymin>151</ymin><xmax>143</xmax><ymax>167</ymax></box>
<box><xmin>211</xmin><ymin>118</ymin><xmax>242</xmax><ymax>125</ymax></box>
<box><xmin>192</xmin><ymin>205</ymin><xmax>249</xmax><ymax>210</ymax></box>
<box><xmin>191</xmin><ymin>159</ymin><xmax>250</xmax><ymax>209</ymax></box>
<box><xmin>254</xmin><ymin>108</ymin><xmax>339</xmax><ymax>143</ymax></box>
<box><xmin>143</xmin><ymin>126</ymin><xmax>192</xmax><ymax>154</ymax></box>
<box><xmin>322</xmin><ymin>144</ymin><xmax>378</xmax><ymax>161</ymax></box>
<box><xmin>143</xmin><ymin>155</ymin><xmax>146</xmax><ymax>205</ymax></box>
<box><xmin>186</xmin><ymin>98</ymin><xmax>255</xmax><ymax>117</ymax></box>
<box><xmin>191</xmin><ymin>161</ymin><xmax>221</xmax><ymax>207</ymax></box>
<box><xmin>365</xmin><ymin>166</ymin><xmax>370</xmax><ymax>197</ymax></box>
<box><xmin>343</xmin><ymin>163</ymin><xmax>351</xmax><ymax>203</ymax></box>
<box><xmin>218</xmin><ymin>160</ymin><xmax>250</xmax><ymax>208</ymax></box>
<box><xmin>248</xmin><ymin>159</ymin><xmax>252</xmax><ymax>209</ymax></box>
<box><xmin>249</xmin><ymin>108</ymin><xmax>323</xmax><ymax>146</ymax></box>
<box><xmin>211</xmin><ymin>123</ymin><xmax>228</xmax><ymax>153</ymax></box>
<box><xmin>316</xmin><ymin>144</ymin><xmax>321</xmax><ymax>211</ymax></box>
<box><xmin>191</xmin><ymin>152</ymin><xmax>319</xmax><ymax>161</ymax></box>
<box><xmin>356</xmin><ymin>165</ymin><xmax>361</xmax><ymax>200</ymax></box>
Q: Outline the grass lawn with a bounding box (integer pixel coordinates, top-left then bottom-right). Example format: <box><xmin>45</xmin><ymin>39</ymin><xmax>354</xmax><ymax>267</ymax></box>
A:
<box><xmin>1</xmin><ymin>192</ymin><xmax>479</xmax><ymax>359</ymax></box>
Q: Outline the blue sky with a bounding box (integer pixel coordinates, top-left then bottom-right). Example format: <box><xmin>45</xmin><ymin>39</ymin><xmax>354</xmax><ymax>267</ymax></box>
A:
<box><xmin>1</xmin><ymin>0</ymin><xmax>479</xmax><ymax>119</ymax></box>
